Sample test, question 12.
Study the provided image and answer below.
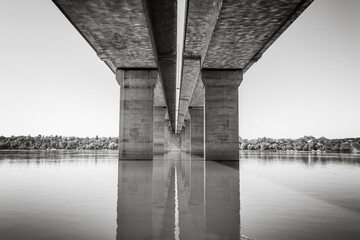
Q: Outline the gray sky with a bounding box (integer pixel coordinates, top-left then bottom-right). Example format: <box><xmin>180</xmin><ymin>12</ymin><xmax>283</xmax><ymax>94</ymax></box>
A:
<box><xmin>0</xmin><ymin>0</ymin><xmax>359</xmax><ymax>139</ymax></box>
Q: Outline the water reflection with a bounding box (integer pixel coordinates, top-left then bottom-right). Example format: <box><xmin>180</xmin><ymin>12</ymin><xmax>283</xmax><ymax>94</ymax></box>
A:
<box><xmin>1</xmin><ymin>150</ymin><xmax>359</xmax><ymax>240</ymax></box>
<box><xmin>116</xmin><ymin>151</ymin><xmax>240</xmax><ymax>240</ymax></box>
<box><xmin>0</xmin><ymin>150</ymin><xmax>118</xmax><ymax>240</ymax></box>
<box><xmin>240</xmin><ymin>151</ymin><xmax>360</xmax><ymax>240</ymax></box>
<box><xmin>239</xmin><ymin>151</ymin><xmax>360</xmax><ymax>166</ymax></box>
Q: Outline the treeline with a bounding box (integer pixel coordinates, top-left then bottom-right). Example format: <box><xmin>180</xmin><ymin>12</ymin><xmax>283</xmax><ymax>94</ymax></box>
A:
<box><xmin>239</xmin><ymin>136</ymin><xmax>360</xmax><ymax>152</ymax></box>
<box><xmin>0</xmin><ymin>135</ymin><xmax>118</xmax><ymax>150</ymax></box>
<box><xmin>1</xmin><ymin>135</ymin><xmax>360</xmax><ymax>152</ymax></box>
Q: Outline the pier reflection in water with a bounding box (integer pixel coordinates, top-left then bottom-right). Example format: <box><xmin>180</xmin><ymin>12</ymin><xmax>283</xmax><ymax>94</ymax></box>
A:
<box><xmin>2</xmin><ymin>150</ymin><xmax>359</xmax><ymax>239</ymax></box>
<box><xmin>116</xmin><ymin>151</ymin><xmax>240</xmax><ymax>240</ymax></box>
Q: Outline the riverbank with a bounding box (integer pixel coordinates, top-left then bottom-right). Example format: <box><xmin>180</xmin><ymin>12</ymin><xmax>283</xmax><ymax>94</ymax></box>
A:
<box><xmin>0</xmin><ymin>135</ymin><xmax>118</xmax><ymax>150</ymax></box>
<box><xmin>239</xmin><ymin>136</ymin><xmax>360</xmax><ymax>152</ymax></box>
<box><xmin>1</xmin><ymin>135</ymin><xmax>360</xmax><ymax>152</ymax></box>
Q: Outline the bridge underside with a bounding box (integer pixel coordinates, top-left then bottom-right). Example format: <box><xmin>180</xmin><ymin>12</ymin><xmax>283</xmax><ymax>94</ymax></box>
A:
<box><xmin>53</xmin><ymin>0</ymin><xmax>313</xmax><ymax>160</ymax></box>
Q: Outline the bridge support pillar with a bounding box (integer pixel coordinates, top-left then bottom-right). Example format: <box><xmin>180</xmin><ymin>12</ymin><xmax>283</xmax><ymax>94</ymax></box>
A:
<box><xmin>189</xmin><ymin>107</ymin><xmax>204</xmax><ymax>157</ymax></box>
<box><xmin>164</xmin><ymin>120</ymin><xmax>170</xmax><ymax>152</ymax></box>
<box><xmin>202</xmin><ymin>70</ymin><xmax>242</xmax><ymax>161</ymax></box>
<box><xmin>153</xmin><ymin>107</ymin><xmax>166</xmax><ymax>154</ymax></box>
<box><xmin>185</xmin><ymin>120</ymin><xmax>191</xmax><ymax>153</ymax></box>
<box><xmin>181</xmin><ymin>126</ymin><xmax>186</xmax><ymax>151</ymax></box>
<box><xmin>117</xmin><ymin>69</ymin><xmax>157</xmax><ymax>160</ymax></box>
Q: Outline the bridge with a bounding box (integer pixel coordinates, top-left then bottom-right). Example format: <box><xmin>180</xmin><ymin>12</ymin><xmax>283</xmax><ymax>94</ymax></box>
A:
<box><xmin>53</xmin><ymin>0</ymin><xmax>313</xmax><ymax>160</ymax></box>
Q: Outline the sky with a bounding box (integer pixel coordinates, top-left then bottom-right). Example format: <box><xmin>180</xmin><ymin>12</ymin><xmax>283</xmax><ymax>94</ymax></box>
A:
<box><xmin>0</xmin><ymin>0</ymin><xmax>359</xmax><ymax>139</ymax></box>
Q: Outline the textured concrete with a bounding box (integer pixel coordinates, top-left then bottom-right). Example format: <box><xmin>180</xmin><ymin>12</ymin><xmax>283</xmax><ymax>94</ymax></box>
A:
<box><xmin>189</xmin><ymin>107</ymin><xmax>204</xmax><ymax>157</ymax></box>
<box><xmin>157</xmin><ymin>58</ymin><xmax>177</xmax><ymax>130</ymax></box>
<box><xmin>154</xmin><ymin>79</ymin><xmax>166</xmax><ymax>107</ymax></box>
<box><xmin>189</xmin><ymin>75</ymin><xmax>205</xmax><ymax>107</ymax></box>
<box><xmin>203</xmin><ymin>0</ymin><xmax>314</xmax><ymax>71</ymax></box>
<box><xmin>185</xmin><ymin>120</ymin><xmax>191</xmax><ymax>153</ymax></box>
<box><xmin>154</xmin><ymin>107</ymin><xmax>167</xmax><ymax>154</ymax></box>
<box><xmin>144</xmin><ymin>0</ymin><xmax>177</xmax><ymax>131</ymax></box>
<box><xmin>202</xmin><ymin>70</ymin><xmax>242</xmax><ymax>161</ymax></box>
<box><xmin>169</xmin><ymin>131</ymin><xmax>181</xmax><ymax>150</ymax></box>
<box><xmin>117</xmin><ymin>69</ymin><xmax>157</xmax><ymax>160</ymax></box>
<box><xmin>53</xmin><ymin>0</ymin><xmax>156</xmax><ymax>71</ymax></box>
<box><xmin>180</xmin><ymin>0</ymin><xmax>222</xmax><ymax>128</ymax></box>
<box><xmin>184</xmin><ymin>0</ymin><xmax>222</xmax><ymax>61</ymax></box>
<box><xmin>164</xmin><ymin>121</ymin><xmax>170</xmax><ymax>152</ymax></box>
<box><xmin>177</xmin><ymin>57</ymin><xmax>201</xmax><ymax>131</ymax></box>
<box><xmin>181</xmin><ymin>127</ymin><xmax>186</xmax><ymax>151</ymax></box>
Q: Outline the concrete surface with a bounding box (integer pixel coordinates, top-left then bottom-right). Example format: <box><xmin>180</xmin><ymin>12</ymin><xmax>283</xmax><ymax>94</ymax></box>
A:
<box><xmin>202</xmin><ymin>69</ymin><xmax>242</xmax><ymax>160</ymax></box>
<box><xmin>117</xmin><ymin>69</ymin><xmax>157</xmax><ymax>160</ymax></box>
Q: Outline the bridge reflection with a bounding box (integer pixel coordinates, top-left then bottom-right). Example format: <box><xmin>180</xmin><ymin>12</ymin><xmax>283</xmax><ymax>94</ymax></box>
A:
<box><xmin>116</xmin><ymin>151</ymin><xmax>241</xmax><ymax>240</ymax></box>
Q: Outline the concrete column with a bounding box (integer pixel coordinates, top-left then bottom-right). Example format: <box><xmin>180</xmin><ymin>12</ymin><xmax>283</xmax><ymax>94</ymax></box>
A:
<box><xmin>153</xmin><ymin>107</ymin><xmax>166</xmax><ymax>154</ymax></box>
<box><xmin>181</xmin><ymin>126</ymin><xmax>186</xmax><ymax>151</ymax></box>
<box><xmin>188</xmin><ymin>107</ymin><xmax>204</xmax><ymax>157</ymax></box>
<box><xmin>117</xmin><ymin>69</ymin><xmax>157</xmax><ymax>160</ymax></box>
<box><xmin>169</xmin><ymin>131</ymin><xmax>181</xmax><ymax>150</ymax></box>
<box><xmin>202</xmin><ymin>70</ymin><xmax>242</xmax><ymax>161</ymax></box>
<box><xmin>164</xmin><ymin>120</ymin><xmax>170</xmax><ymax>152</ymax></box>
<box><xmin>185</xmin><ymin>120</ymin><xmax>191</xmax><ymax>153</ymax></box>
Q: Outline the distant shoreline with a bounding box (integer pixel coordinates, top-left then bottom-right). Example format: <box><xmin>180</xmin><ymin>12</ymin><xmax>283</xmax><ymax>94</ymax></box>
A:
<box><xmin>0</xmin><ymin>135</ymin><xmax>118</xmax><ymax>151</ymax></box>
<box><xmin>1</xmin><ymin>135</ymin><xmax>360</xmax><ymax>153</ymax></box>
<box><xmin>239</xmin><ymin>136</ymin><xmax>360</xmax><ymax>153</ymax></box>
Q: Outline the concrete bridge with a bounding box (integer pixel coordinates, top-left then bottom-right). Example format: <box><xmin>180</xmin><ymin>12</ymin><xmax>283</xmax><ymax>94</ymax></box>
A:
<box><xmin>53</xmin><ymin>0</ymin><xmax>313</xmax><ymax>160</ymax></box>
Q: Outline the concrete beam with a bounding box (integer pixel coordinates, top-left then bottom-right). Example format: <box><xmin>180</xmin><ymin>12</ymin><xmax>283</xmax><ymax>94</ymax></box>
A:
<box><xmin>157</xmin><ymin>58</ymin><xmax>177</xmax><ymax>130</ymax></box>
<box><xmin>177</xmin><ymin>57</ymin><xmax>201</xmax><ymax>132</ymax></box>
<box><xmin>143</xmin><ymin>0</ymin><xmax>177</xmax><ymax>132</ymax></box>
<box><xmin>184</xmin><ymin>0</ymin><xmax>223</xmax><ymax>63</ymax></box>
<box><xmin>179</xmin><ymin>0</ymin><xmax>222</xmax><ymax>128</ymax></box>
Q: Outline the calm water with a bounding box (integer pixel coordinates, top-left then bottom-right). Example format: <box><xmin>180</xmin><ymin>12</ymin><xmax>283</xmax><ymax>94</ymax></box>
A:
<box><xmin>0</xmin><ymin>150</ymin><xmax>359</xmax><ymax>240</ymax></box>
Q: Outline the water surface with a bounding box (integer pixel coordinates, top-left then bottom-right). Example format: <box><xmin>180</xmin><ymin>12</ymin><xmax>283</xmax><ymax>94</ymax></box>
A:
<box><xmin>240</xmin><ymin>151</ymin><xmax>360</xmax><ymax>240</ymax></box>
<box><xmin>0</xmin><ymin>150</ymin><xmax>359</xmax><ymax>240</ymax></box>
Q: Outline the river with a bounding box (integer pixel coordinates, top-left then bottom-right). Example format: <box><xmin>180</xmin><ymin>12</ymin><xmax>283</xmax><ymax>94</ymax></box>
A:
<box><xmin>0</xmin><ymin>150</ymin><xmax>359</xmax><ymax>240</ymax></box>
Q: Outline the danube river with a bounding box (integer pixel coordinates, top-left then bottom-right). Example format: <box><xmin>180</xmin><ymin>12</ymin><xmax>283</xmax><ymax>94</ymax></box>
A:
<box><xmin>0</xmin><ymin>150</ymin><xmax>359</xmax><ymax>240</ymax></box>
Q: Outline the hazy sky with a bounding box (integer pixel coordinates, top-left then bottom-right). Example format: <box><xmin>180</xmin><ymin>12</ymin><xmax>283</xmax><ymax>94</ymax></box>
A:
<box><xmin>0</xmin><ymin>0</ymin><xmax>359</xmax><ymax>139</ymax></box>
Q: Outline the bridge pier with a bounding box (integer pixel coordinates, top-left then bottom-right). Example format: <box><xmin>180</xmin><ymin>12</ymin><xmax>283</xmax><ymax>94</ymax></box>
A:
<box><xmin>153</xmin><ymin>107</ymin><xmax>166</xmax><ymax>154</ymax></box>
<box><xmin>117</xmin><ymin>69</ymin><xmax>157</xmax><ymax>160</ymax></box>
<box><xmin>185</xmin><ymin>119</ymin><xmax>191</xmax><ymax>153</ymax></box>
<box><xmin>181</xmin><ymin>126</ymin><xmax>186</xmax><ymax>151</ymax></box>
<box><xmin>202</xmin><ymin>70</ymin><xmax>242</xmax><ymax>161</ymax></box>
<box><xmin>164</xmin><ymin>120</ymin><xmax>170</xmax><ymax>152</ymax></box>
<box><xmin>188</xmin><ymin>107</ymin><xmax>204</xmax><ymax>157</ymax></box>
